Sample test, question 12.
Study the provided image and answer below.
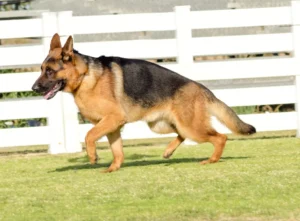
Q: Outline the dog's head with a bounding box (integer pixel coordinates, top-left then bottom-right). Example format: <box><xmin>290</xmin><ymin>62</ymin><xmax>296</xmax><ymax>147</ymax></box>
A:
<box><xmin>32</xmin><ymin>33</ymin><xmax>85</xmax><ymax>99</ymax></box>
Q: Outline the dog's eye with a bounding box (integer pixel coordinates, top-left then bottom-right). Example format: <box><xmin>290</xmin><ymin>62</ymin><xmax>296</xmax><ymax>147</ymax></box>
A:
<box><xmin>45</xmin><ymin>67</ymin><xmax>54</xmax><ymax>77</ymax></box>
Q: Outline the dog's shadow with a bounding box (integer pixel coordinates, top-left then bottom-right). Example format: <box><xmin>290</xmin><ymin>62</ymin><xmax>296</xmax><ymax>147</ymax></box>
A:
<box><xmin>51</xmin><ymin>154</ymin><xmax>249</xmax><ymax>172</ymax></box>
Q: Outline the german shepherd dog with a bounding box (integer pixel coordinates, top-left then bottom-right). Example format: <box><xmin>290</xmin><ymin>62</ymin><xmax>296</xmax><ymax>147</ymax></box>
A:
<box><xmin>32</xmin><ymin>33</ymin><xmax>256</xmax><ymax>172</ymax></box>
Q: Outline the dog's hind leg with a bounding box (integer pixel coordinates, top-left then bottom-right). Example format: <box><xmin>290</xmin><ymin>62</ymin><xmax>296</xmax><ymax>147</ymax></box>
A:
<box><xmin>176</xmin><ymin>121</ymin><xmax>227</xmax><ymax>164</ymax></box>
<box><xmin>147</xmin><ymin>121</ymin><xmax>184</xmax><ymax>158</ymax></box>
<box><xmin>163</xmin><ymin>135</ymin><xmax>185</xmax><ymax>159</ymax></box>
<box><xmin>199</xmin><ymin>131</ymin><xmax>227</xmax><ymax>165</ymax></box>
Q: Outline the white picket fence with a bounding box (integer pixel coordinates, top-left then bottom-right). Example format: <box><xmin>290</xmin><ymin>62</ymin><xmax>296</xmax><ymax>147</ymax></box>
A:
<box><xmin>0</xmin><ymin>2</ymin><xmax>300</xmax><ymax>153</ymax></box>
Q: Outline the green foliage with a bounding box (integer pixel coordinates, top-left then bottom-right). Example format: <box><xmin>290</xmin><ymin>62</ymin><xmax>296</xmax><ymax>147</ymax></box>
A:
<box><xmin>232</xmin><ymin>105</ymin><xmax>256</xmax><ymax>114</ymax></box>
<box><xmin>0</xmin><ymin>118</ymin><xmax>46</xmax><ymax>129</ymax></box>
<box><xmin>0</xmin><ymin>136</ymin><xmax>299</xmax><ymax>221</ymax></box>
<box><xmin>0</xmin><ymin>69</ymin><xmax>12</xmax><ymax>74</ymax></box>
<box><xmin>0</xmin><ymin>69</ymin><xmax>39</xmax><ymax>99</ymax></box>
<box><xmin>0</xmin><ymin>91</ymin><xmax>40</xmax><ymax>99</ymax></box>
<box><xmin>0</xmin><ymin>0</ymin><xmax>31</xmax><ymax>11</ymax></box>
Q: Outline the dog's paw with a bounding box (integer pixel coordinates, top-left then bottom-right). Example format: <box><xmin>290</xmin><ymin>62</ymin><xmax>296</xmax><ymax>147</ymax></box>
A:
<box><xmin>89</xmin><ymin>155</ymin><xmax>98</xmax><ymax>165</ymax></box>
<box><xmin>200</xmin><ymin>158</ymin><xmax>218</xmax><ymax>165</ymax></box>
<box><xmin>101</xmin><ymin>164</ymin><xmax>120</xmax><ymax>173</ymax></box>
<box><xmin>163</xmin><ymin>151</ymin><xmax>173</xmax><ymax>159</ymax></box>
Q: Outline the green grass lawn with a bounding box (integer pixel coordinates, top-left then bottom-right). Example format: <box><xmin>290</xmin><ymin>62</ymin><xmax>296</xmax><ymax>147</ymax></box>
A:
<box><xmin>0</xmin><ymin>133</ymin><xmax>300</xmax><ymax>221</ymax></box>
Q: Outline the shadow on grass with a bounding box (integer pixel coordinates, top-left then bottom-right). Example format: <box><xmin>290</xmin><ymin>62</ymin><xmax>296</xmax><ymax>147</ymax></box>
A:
<box><xmin>123</xmin><ymin>142</ymin><xmax>169</xmax><ymax>148</ymax></box>
<box><xmin>126</xmin><ymin>153</ymin><xmax>158</xmax><ymax>160</ymax></box>
<box><xmin>228</xmin><ymin>135</ymin><xmax>295</xmax><ymax>141</ymax></box>
<box><xmin>68</xmin><ymin>153</ymin><xmax>158</xmax><ymax>163</ymax></box>
<box><xmin>51</xmin><ymin>156</ymin><xmax>249</xmax><ymax>173</ymax></box>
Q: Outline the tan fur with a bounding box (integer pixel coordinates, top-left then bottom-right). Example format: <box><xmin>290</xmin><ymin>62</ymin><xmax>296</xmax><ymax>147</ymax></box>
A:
<box><xmin>33</xmin><ymin>34</ymin><xmax>255</xmax><ymax>172</ymax></box>
<box><xmin>208</xmin><ymin>99</ymin><xmax>255</xmax><ymax>135</ymax></box>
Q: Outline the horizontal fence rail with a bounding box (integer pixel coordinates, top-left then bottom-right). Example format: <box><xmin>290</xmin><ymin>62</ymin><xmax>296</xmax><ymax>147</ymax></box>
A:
<box><xmin>163</xmin><ymin>57</ymin><xmax>297</xmax><ymax>81</ymax></box>
<box><xmin>71</xmin><ymin>12</ymin><xmax>176</xmax><ymax>34</ymax></box>
<box><xmin>0</xmin><ymin>18</ymin><xmax>43</xmax><ymax>39</ymax></box>
<box><xmin>0</xmin><ymin>2</ymin><xmax>300</xmax><ymax>153</ymax></box>
<box><xmin>0</xmin><ymin>127</ymin><xmax>50</xmax><ymax>147</ymax></box>
<box><xmin>0</xmin><ymin>72</ymin><xmax>39</xmax><ymax>92</ymax></box>
<box><xmin>190</xmin><ymin>7</ymin><xmax>292</xmax><ymax>29</ymax></box>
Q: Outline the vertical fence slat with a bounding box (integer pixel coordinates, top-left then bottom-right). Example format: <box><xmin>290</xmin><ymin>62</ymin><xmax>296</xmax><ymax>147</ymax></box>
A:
<box><xmin>61</xmin><ymin>93</ymin><xmax>82</xmax><ymax>153</ymax></box>
<box><xmin>174</xmin><ymin>6</ymin><xmax>193</xmax><ymax>66</ymax></box>
<box><xmin>57</xmin><ymin>11</ymin><xmax>82</xmax><ymax>153</ymax></box>
<box><xmin>42</xmin><ymin>12</ymin><xmax>67</xmax><ymax>154</ymax></box>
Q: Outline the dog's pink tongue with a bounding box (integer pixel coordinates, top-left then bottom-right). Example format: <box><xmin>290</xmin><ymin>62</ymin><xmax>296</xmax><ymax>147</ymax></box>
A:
<box><xmin>43</xmin><ymin>90</ymin><xmax>53</xmax><ymax>100</ymax></box>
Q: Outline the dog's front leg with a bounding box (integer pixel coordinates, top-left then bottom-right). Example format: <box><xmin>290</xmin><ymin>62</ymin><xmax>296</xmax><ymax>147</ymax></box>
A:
<box><xmin>105</xmin><ymin>129</ymin><xmax>124</xmax><ymax>173</ymax></box>
<box><xmin>85</xmin><ymin>115</ymin><xmax>125</xmax><ymax>168</ymax></box>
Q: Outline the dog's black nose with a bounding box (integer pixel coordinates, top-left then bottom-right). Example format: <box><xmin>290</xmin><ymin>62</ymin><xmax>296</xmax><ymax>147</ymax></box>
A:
<box><xmin>32</xmin><ymin>83</ymin><xmax>40</xmax><ymax>92</ymax></box>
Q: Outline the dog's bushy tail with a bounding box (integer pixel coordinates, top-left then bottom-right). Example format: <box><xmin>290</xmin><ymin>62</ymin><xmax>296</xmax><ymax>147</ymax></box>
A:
<box><xmin>208</xmin><ymin>98</ymin><xmax>256</xmax><ymax>135</ymax></box>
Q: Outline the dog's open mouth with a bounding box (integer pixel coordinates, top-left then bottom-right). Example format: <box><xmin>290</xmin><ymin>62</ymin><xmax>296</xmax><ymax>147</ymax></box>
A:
<box><xmin>43</xmin><ymin>80</ymin><xmax>66</xmax><ymax>100</ymax></box>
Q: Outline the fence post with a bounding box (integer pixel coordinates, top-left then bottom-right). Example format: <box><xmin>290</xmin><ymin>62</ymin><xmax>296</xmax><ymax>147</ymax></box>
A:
<box><xmin>174</xmin><ymin>6</ymin><xmax>196</xmax><ymax>145</ymax></box>
<box><xmin>57</xmin><ymin>11</ymin><xmax>82</xmax><ymax>153</ymax></box>
<box><xmin>174</xmin><ymin>6</ymin><xmax>193</xmax><ymax>68</ymax></box>
<box><xmin>42</xmin><ymin>12</ymin><xmax>67</xmax><ymax>153</ymax></box>
<box><xmin>292</xmin><ymin>0</ymin><xmax>300</xmax><ymax>138</ymax></box>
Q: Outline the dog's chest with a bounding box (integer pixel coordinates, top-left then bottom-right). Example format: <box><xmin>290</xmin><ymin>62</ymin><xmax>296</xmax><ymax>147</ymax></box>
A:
<box><xmin>74</xmin><ymin>95</ymin><xmax>103</xmax><ymax>123</ymax></box>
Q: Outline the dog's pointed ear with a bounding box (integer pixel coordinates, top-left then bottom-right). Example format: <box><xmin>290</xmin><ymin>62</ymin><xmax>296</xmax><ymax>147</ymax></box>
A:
<box><xmin>62</xmin><ymin>35</ymin><xmax>74</xmax><ymax>63</ymax></box>
<box><xmin>50</xmin><ymin>33</ymin><xmax>62</xmax><ymax>51</ymax></box>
